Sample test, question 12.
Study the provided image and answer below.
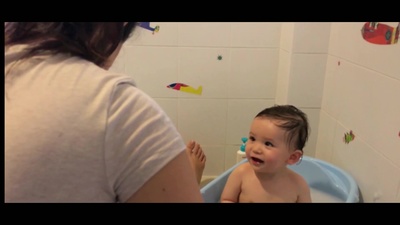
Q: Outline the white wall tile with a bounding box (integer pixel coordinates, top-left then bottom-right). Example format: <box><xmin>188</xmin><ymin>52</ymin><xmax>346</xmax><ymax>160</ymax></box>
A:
<box><xmin>202</xmin><ymin>145</ymin><xmax>226</xmax><ymax>177</ymax></box>
<box><xmin>178</xmin><ymin>23</ymin><xmax>231</xmax><ymax>47</ymax></box>
<box><xmin>329</xmin><ymin>22</ymin><xmax>360</xmax><ymax>58</ymax></box>
<box><xmin>228</xmin><ymin>48</ymin><xmax>279</xmax><ymax>98</ymax></box>
<box><xmin>124</xmin><ymin>46</ymin><xmax>179</xmax><ymax>98</ymax></box>
<box><xmin>315</xmin><ymin>110</ymin><xmax>336</xmax><ymax>161</ymax></box>
<box><xmin>178</xmin><ymin>47</ymin><xmax>230</xmax><ymax>98</ymax></box>
<box><xmin>231</xmin><ymin>22</ymin><xmax>281</xmax><ymax>47</ymax></box>
<box><xmin>287</xmin><ymin>53</ymin><xmax>327</xmax><ymax>107</ymax></box>
<box><xmin>321</xmin><ymin>55</ymin><xmax>343</xmax><ymax>118</ymax></box>
<box><xmin>280</xmin><ymin>22</ymin><xmax>295</xmax><ymax>52</ymax></box>
<box><xmin>292</xmin><ymin>22</ymin><xmax>331</xmax><ymax>53</ymax></box>
<box><xmin>275</xmin><ymin>50</ymin><xmax>291</xmax><ymax>104</ymax></box>
<box><xmin>225</xmin><ymin>99</ymin><xmax>275</xmax><ymax>145</ymax></box>
<box><xmin>224</xmin><ymin>145</ymin><xmax>239</xmax><ymax>171</ymax></box>
<box><xmin>368</xmin><ymin>73</ymin><xmax>400</xmax><ymax>167</ymax></box>
<box><xmin>177</xmin><ymin>99</ymin><xmax>227</xmax><ymax>146</ymax></box>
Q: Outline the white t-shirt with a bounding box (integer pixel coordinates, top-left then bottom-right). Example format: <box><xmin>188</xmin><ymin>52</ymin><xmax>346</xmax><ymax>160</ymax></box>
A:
<box><xmin>5</xmin><ymin>45</ymin><xmax>186</xmax><ymax>202</ymax></box>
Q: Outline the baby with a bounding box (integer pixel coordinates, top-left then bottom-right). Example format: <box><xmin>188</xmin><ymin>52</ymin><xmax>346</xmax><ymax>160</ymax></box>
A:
<box><xmin>221</xmin><ymin>105</ymin><xmax>312</xmax><ymax>203</ymax></box>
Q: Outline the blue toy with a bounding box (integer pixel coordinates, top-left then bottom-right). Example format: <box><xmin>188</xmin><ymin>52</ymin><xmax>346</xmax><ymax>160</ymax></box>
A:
<box><xmin>240</xmin><ymin>137</ymin><xmax>248</xmax><ymax>152</ymax></box>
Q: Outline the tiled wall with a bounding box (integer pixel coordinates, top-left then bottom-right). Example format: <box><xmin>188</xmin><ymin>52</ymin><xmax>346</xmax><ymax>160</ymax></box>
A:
<box><xmin>276</xmin><ymin>22</ymin><xmax>331</xmax><ymax>157</ymax></box>
<box><xmin>111</xmin><ymin>22</ymin><xmax>282</xmax><ymax>176</ymax></box>
<box><xmin>111</xmin><ymin>22</ymin><xmax>400</xmax><ymax>202</ymax></box>
<box><xmin>316</xmin><ymin>22</ymin><xmax>400</xmax><ymax>202</ymax></box>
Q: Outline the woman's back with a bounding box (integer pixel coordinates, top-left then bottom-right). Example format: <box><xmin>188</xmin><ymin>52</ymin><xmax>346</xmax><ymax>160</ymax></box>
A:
<box><xmin>5</xmin><ymin>45</ymin><xmax>188</xmax><ymax>202</ymax></box>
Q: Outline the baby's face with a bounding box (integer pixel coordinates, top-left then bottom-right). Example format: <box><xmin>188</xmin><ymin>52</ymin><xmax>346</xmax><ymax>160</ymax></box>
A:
<box><xmin>245</xmin><ymin>117</ymin><xmax>292</xmax><ymax>173</ymax></box>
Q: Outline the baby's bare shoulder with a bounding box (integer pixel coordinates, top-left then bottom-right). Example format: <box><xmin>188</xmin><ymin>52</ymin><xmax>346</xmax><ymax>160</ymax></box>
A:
<box><xmin>232</xmin><ymin>162</ymin><xmax>252</xmax><ymax>175</ymax></box>
<box><xmin>287</xmin><ymin>169</ymin><xmax>309</xmax><ymax>187</ymax></box>
<box><xmin>287</xmin><ymin>169</ymin><xmax>312</xmax><ymax>202</ymax></box>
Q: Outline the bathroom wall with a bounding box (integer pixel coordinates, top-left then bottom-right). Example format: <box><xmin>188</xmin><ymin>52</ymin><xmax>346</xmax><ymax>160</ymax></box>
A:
<box><xmin>276</xmin><ymin>22</ymin><xmax>331</xmax><ymax>157</ymax></box>
<box><xmin>111</xmin><ymin>22</ymin><xmax>283</xmax><ymax>177</ymax></box>
<box><xmin>315</xmin><ymin>22</ymin><xmax>400</xmax><ymax>202</ymax></box>
<box><xmin>111</xmin><ymin>22</ymin><xmax>400</xmax><ymax>202</ymax></box>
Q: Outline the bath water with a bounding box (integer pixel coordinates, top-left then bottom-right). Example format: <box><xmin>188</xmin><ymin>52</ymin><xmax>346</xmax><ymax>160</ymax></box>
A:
<box><xmin>311</xmin><ymin>187</ymin><xmax>344</xmax><ymax>203</ymax></box>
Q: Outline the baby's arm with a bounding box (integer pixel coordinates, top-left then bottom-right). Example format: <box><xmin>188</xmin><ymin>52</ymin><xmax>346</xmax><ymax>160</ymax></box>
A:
<box><xmin>296</xmin><ymin>176</ymin><xmax>312</xmax><ymax>203</ymax></box>
<box><xmin>220</xmin><ymin>165</ymin><xmax>245</xmax><ymax>203</ymax></box>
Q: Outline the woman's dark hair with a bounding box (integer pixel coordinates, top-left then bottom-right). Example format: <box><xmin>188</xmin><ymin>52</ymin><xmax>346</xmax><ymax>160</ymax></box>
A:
<box><xmin>5</xmin><ymin>22</ymin><xmax>137</xmax><ymax>68</ymax></box>
<box><xmin>256</xmin><ymin>105</ymin><xmax>310</xmax><ymax>151</ymax></box>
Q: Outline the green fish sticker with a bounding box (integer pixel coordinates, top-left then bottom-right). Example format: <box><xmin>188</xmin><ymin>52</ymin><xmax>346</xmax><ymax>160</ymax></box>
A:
<box><xmin>343</xmin><ymin>130</ymin><xmax>355</xmax><ymax>144</ymax></box>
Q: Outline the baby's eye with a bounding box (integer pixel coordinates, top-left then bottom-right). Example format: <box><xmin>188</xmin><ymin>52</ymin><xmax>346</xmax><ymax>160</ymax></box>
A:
<box><xmin>249</xmin><ymin>136</ymin><xmax>255</xmax><ymax>141</ymax></box>
<box><xmin>264</xmin><ymin>141</ymin><xmax>273</xmax><ymax>147</ymax></box>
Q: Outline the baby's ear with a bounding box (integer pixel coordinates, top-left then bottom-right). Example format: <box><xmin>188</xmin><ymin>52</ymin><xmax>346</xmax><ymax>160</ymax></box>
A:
<box><xmin>287</xmin><ymin>150</ymin><xmax>303</xmax><ymax>165</ymax></box>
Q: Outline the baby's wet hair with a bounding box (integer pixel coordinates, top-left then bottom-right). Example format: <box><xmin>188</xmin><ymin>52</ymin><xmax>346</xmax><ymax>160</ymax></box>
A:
<box><xmin>255</xmin><ymin>105</ymin><xmax>310</xmax><ymax>151</ymax></box>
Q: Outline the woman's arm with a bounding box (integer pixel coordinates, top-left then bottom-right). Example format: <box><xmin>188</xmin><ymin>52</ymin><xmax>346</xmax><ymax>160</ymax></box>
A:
<box><xmin>126</xmin><ymin>150</ymin><xmax>203</xmax><ymax>202</ymax></box>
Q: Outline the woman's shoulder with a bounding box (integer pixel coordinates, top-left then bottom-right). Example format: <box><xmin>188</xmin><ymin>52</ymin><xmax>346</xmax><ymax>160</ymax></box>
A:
<box><xmin>63</xmin><ymin>56</ymin><xmax>135</xmax><ymax>84</ymax></box>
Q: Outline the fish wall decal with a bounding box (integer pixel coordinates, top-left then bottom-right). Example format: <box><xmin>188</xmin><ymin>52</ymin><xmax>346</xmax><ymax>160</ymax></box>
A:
<box><xmin>361</xmin><ymin>22</ymin><xmax>399</xmax><ymax>45</ymax></box>
<box><xmin>137</xmin><ymin>22</ymin><xmax>160</xmax><ymax>34</ymax></box>
<box><xmin>166</xmin><ymin>83</ymin><xmax>203</xmax><ymax>95</ymax></box>
<box><xmin>343</xmin><ymin>130</ymin><xmax>355</xmax><ymax>144</ymax></box>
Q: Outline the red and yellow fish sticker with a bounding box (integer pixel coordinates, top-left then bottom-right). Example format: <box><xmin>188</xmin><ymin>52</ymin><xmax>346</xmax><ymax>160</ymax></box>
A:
<box><xmin>166</xmin><ymin>83</ymin><xmax>203</xmax><ymax>95</ymax></box>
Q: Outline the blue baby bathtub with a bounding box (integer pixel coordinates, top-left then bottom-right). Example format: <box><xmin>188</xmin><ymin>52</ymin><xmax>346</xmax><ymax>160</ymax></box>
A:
<box><xmin>200</xmin><ymin>156</ymin><xmax>361</xmax><ymax>203</ymax></box>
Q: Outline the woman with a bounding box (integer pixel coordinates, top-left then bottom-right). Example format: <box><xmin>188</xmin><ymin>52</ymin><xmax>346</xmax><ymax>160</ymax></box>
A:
<box><xmin>5</xmin><ymin>22</ymin><xmax>203</xmax><ymax>202</ymax></box>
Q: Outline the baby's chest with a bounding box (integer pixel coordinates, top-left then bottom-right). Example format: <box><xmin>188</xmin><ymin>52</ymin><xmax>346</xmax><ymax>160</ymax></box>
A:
<box><xmin>240</xmin><ymin>179</ymin><xmax>298</xmax><ymax>203</ymax></box>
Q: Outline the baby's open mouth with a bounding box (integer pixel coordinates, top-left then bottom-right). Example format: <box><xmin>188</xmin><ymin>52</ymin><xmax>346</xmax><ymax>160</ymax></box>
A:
<box><xmin>251</xmin><ymin>157</ymin><xmax>264</xmax><ymax>164</ymax></box>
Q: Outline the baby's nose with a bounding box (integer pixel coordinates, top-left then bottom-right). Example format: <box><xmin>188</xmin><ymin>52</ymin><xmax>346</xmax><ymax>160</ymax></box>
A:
<box><xmin>251</xmin><ymin>146</ymin><xmax>262</xmax><ymax>154</ymax></box>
